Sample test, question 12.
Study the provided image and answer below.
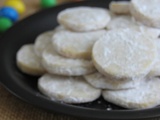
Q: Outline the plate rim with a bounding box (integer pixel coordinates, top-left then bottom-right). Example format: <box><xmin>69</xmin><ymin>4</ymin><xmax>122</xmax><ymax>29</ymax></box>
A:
<box><xmin>0</xmin><ymin>0</ymin><xmax>160</xmax><ymax>119</ymax></box>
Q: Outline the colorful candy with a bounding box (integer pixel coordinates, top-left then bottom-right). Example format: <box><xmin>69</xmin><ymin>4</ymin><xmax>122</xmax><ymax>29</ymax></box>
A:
<box><xmin>0</xmin><ymin>17</ymin><xmax>13</xmax><ymax>33</ymax></box>
<box><xmin>0</xmin><ymin>7</ymin><xmax>19</xmax><ymax>22</ymax></box>
<box><xmin>41</xmin><ymin>0</ymin><xmax>57</xmax><ymax>8</ymax></box>
<box><xmin>5</xmin><ymin>0</ymin><xmax>26</xmax><ymax>14</ymax></box>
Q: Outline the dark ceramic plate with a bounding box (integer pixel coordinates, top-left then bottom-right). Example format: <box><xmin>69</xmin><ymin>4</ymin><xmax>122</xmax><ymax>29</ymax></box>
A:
<box><xmin>0</xmin><ymin>0</ymin><xmax>160</xmax><ymax>120</ymax></box>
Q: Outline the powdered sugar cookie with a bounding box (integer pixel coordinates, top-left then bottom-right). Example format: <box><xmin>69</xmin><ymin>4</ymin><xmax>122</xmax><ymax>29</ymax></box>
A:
<box><xmin>133</xmin><ymin>26</ymin><xmax>160</xmax><ymax>39</ymax></box>
<box><xmin>109</xmin><ymin>1</ymin><xmax>130</xmax><ymax>15</ymax></box>
<box><xmin>149</xmin><ymin>59</ymin><xmax>160</xmax><ymax>77</ymax></box>
<box><xmin>54</xmin><ymin>25</ymin><xmax>66</xmax><ymax>32</ymax></box>
<box><xmin>42</xmin><ymin>45</ymin><xmax>96</xmax><ymax>76</ymax></box>
<box><xmin>148</xmin><ymin>40</ymin><xmax>160</xmax><ymax>76</ymax></box>
<box><xmin>34</xmin><ymin>30</ymin><xmax>54</xmax><ymax>57</ymax></box>
<box><xmin>130</xmin><ymin>0</ymin><xmax>160</xmax><ymax>28</ymax></box>
<box><xmin>84</xmin><ymin>72</ymin><xmax>142</xmax><ymax>90</ymax></box>
<box><xmin>92</xmin><ymin>28</ymin><xmax>157</xmax><ymax>80</ymax></box>
<box><xmin>106</xmin><ymin>15</ymin><xmax>138</xmax><ymax>29</ymax></box>
<box><xmin>102</xmin><ymin>77</ymin><xmax>160</xmax><ymax>109</ymax></box>
<box><xmin>106</xmin><ymin>16</ymin><xmax>160</xmax><ymax>38</ymax></box>
<box><xmin>52</xmin><ymin>30</ymin><xmax>106</xmax><ymax>59</ymax></box>
<box><xmin>16</xmin><ymin>44</ymin><xmax>45</xmax><ymax>76</ymax></box>
<box><xmin>38</xmin><ymin>74</ymin><xmax>101</xmax><ymax>103</ymax></box>
<box><xmin>34</xmin><ymin>26</ymin><xmax>66</xmax><ymax>58</ymax></box>
<box><xmin>58</xmin><ymin>7</ymin><xmax>111</xmax><ymax>32</ymax></box>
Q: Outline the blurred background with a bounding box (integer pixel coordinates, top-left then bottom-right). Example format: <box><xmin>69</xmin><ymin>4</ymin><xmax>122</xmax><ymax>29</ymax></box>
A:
<box><xmin>0</xmin><ymin>0</ymin><xmax>75</xmax><ymax>19</ymax></box>
<box><xmin>0</xmin><ymin>0</ymin><xmax>81</xmax><ymax>33</ymax></box>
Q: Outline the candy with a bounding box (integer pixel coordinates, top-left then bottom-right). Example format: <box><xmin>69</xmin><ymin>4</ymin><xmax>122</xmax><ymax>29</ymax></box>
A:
<box><xmin>0</xmin><ymin>17</ymin><xmax>13</xmax><ymax>33</ymax></box>
<box><xmin>0</xmin><ymin>7</ymin><xmax>19</xmax><ymax>22</ymax></box>
<box><xmin>41</xmin><ymin>0</ymin><xmax>57</xmax><ymax>8</ymax></box>
<box><xmin>5</xmin><ymin>0</ymin><xmax>26</xmax><ymax>14</ymax></box>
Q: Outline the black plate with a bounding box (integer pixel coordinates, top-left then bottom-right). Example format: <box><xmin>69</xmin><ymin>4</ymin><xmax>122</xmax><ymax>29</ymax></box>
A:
<box><xmin>0</xmin><ymin>0</ymin><xmax>160</xmax><ymax>120</ymax></box>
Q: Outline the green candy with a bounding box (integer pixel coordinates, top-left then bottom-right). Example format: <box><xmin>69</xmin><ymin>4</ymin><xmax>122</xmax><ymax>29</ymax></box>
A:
<box><xmin>41</xmin><ymin>0</ymin><xmax>57</xmax><ymax>8</ymax></box>
<box><xmin>0</xmin><ymin>17</ymin><xmax>13</xmax><ymax>33</ymax></box>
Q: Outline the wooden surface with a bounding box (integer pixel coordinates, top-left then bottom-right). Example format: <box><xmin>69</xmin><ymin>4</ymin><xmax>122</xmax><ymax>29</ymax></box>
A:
<box><xmin>0</xmin><ymin>85</ymin><xmax>79</xmax><ymax>120</ymax></box>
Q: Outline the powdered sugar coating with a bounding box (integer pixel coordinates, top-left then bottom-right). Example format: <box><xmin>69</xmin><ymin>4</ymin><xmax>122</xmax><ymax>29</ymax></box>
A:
<box><xmin>58</xmin><ymin>7</ymin><xmax>111</xmax><ymax>32</ymax></box>
<box><xmin>133</xmin><ymin>26</ymin><xmax>160</xmax><ymax>39</ymax></box>
<box><xmin>52</xmin><ymin>30</ymin><xmax>106</xmax><ymax>59</ymax></box>
<box><xmin>34</xmin><ymin>30</ymin><xmax>54</xmax><ymax>57</ymax></box>
<box><xmin>148</xmin><ymin>40</ymin><xmax>160</xmax><ymax>76</ymax></box>
<box><xmin>106</xmin><ymin>15</ymin><xmax>138</xmax><ymax>29</ymax></box>
<box><xmin>107</xmin><ymin>15</ymin><xmax>160</xmax><ymax>38</ymax></box>
<box><xmin>34</xmin><ymin>26</ymin><xmax>66</xmax><ymax>58</ymax></box>
<box><xmin>16</xmin><ymin>44</ymin><xmax>46</xmax><ymax>76</ymax></box>
<box><xmin>42</xmin><ymin>45</ymin><xmax>96</xmax><ymax>76</ymax></box>
<box><xmin>92</xmin><ymin>28</ymin><xmax>157</xmax><ymax>80</ymax></box>
<box><xmin>102</xmin><ymin>77</ymin><xmax>160</xmax><ymax>109</ymax></box>
<box><xmin>84</xmin><ymin>72</ymin><xmax>143</xmax><ymax>90</ymax></box>
<box><xmin>38</xmin><ymin>74</ymin><xmax>101</xmax><ymax>103</ymax></box>
<box><xmin>130</xmin><ymin>0</ymin><xmax>160</xmax><ymax>28</ymax></box>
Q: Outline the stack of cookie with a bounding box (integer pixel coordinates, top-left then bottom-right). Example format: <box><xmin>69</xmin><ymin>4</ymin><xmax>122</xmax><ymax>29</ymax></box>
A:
<box><xmin>16</xmin><ymin>0</ymin><xmax>160</xmax><ymax>109</ymax></box>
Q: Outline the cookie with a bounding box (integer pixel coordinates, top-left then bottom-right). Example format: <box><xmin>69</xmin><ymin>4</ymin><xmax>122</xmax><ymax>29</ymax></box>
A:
<box><xmin>42</xmin><ymin>45</ymin><xmax>96</xmax><ymax>76</ymax></box>
<box><xmin>84</xmin><ymin>72</ymin><xmax>142</xmax><ymax>90</ymax></box>
<box><xmin>130</xmin><ymin>0</ymin><xmax>160</xmax><ymax>28</ymax></box>
<box><xmin>58</xmin><ymin>6</ymin><xmax>111</xmax><ymax>32</ymax></box>
<box><xmin>52</xmin><ymin>30</ymin><xmax>106</xmax><ymax>59</ymax></box>
<box><xmin>148</xmin><ymin>40</ymin><xmax>160</xmax><ymax>76</ymax></box>
<box><xmin>92</xmin><ymin>28</ymin><xmax>157</xmax><ymax>80</ymax></box>
<box><xmin>34</xmin><ymin>30</ymin><xmax>54</xmax><ymax>57</ymax></box>
<box><xmin>133</xmin><ymin>26</ymin><xmax>160</xmax><ymax>39</ymax></box>
<box><xmin>38</xmin><ymin>74</ymin><xmax>101</xmax><ymax>103</ymax></box>
<box><xmin>109</xmin><ymin>1</ymin><xmax>130</xmax><ymax>15</ymax></box>
<box><xmin>106</xmin><ymin>15</ymin><xmax>160</xmax><ymax>38</ymax></box>
<box><xmin>16</xmin><ymin>44</ymin><xmax>45</xmax><ymax>76</ymax></box>
<box><xmin>106</xmin><ymin>15</ymin><xmax>137</xmax><ymax>29</ymax></box>
<box><xmin>102</xmin><ymin>77</ymin><xmax>160</xmax><ymax>109</ymax></box>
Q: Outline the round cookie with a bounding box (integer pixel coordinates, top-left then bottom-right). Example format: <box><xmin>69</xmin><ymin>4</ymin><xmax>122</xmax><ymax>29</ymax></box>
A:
<box><xmin>149</xmin><ymin>59</ymin><xmax>160</xmax><ymax>77</ymax></box>
<box><xmin>130</xmin><ymin>0</ymin><xmax>160</xmax><ymax>28</ymax></box>
<box><xmin>34</xmin><ymin>30</ymin><xmax>54</xmax><ymax>57</ymax></box>
<box><xmin>84</xmin><ymin>72</ymin><xmax>142</xmax><ymax>90</ymax></box>
<box><xmin>57</xmin><ymin>6</ymin><xmax>111</xmax><ymax>32</ymax></box>
<box><xmin>106</xmin><ymin>15</ymin><xmax>138</xmax><ymax>29</ymax></box>
<box><xmin>52</xmin><ymin>30</ymin><xmax>106</xmax><ymax>59</ymax></box>
<box><xmin>34</xmin><ymin>26</ymin><xmax>65</xmax><ymax>58</ymax></box>
<box><xmin>54</xmin><ymin>25</ymin><xmax>66</xmax><ymax>32</ymax></box>
<box><xmin>38</xmin><ymin>74</ymin><xmax>101</xmax><ymax>103</ymax></box>
<box><xmin>109</xmin><ymin>1</ymin><xmax>130</xmax><ymax>15</ymax></box>
<box><xmin>16</xmin><ymin>44</ymin><xmax>46</xmax><ymax>76</ymax></box>
<box><xmin>102</xmin><ymin>77</ymin><xmax>160</xmax><ymax>109</ymax></box>
<box><xmin>42</xmin><ymin>45</ymin><xmax>96</xmax><ymax>76</ymax></box>
<box><xmin>148</xmin><ymin>40</ymin><xmax>160</xmax><ymax>77</ymax></box>
<box><xmin>92</xmin><ymin>28</ymin><xmax>157</xmax><ymax>80</ymax></box>
<box><xmin>106</xmin><ymin>16</ymin><xmax>160</xmax><ymax>38</ymax></box>
<box><xmin>133</xmin><ymin>26</ymin><xmax>160</xmax><ymax>39</ymax></box>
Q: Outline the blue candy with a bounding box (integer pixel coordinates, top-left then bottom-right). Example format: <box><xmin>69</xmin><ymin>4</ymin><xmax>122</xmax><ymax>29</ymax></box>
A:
<box><xmin>0</xmin><ymin>7</ymin><xmax>19</xmax><ymax>22</ymax></box>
